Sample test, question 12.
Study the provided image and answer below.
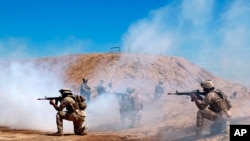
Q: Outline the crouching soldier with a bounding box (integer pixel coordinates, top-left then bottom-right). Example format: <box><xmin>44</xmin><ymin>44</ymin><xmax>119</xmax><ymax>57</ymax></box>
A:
<box><xmin>49</xmin><ymin>89</ymin><xmax>88</xmax><ymax>136</ymax></box>
<box><xmin>191</xmin><ymin>80</ymin><xmax>232</xmax><ymax>138</ymax></box>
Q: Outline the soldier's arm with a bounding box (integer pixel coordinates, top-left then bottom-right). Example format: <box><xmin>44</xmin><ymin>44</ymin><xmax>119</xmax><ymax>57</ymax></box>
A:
<box><xmin>50</xmin><ymin>98</ymin><xmax>68</xmax><ymax>111</ymax></box>
<box><xmin>191</xmin><ymin>94</ymin><xmax>206</xmax><ymax>110</ymax></box>
<box><xmin>50</xmin><ymin>100</ymin><xmax>61</xmax><ymax>111</ymax></box>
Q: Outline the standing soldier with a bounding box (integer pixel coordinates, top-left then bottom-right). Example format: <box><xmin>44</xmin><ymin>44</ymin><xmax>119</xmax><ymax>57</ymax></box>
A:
<box><xmin>190</xmin><ymin>80</ymin><xmax>232</xmax><ymax>138</ymax></box>
<box><xmin>96</xmin><ymin>80</ymin><xmax>106</xmax><ymax>95</ymax></box>
<box><xmin>49</xmin><ymin>89</ymin><xmax>88</xmax><ymax>136</ymax></box>
<box><xmin>80</xmin><ymin>78</ymin><xmax>91</xmax><ymax>103</ymax></box>
<box><xmin>130</xmin><ymin>88</ymin><xmax>143</xmax><ymax>128</ymax></box>
<box><xmin>119</xmin><ymin>87</ymin><xmax>143</xmax><ymax>128</ymax></box>
<box><xmin>154</xmin><ymin>81</ymin><xmax>164</xmax><ymax>100</ymax></box>
<box><xmin>105</xmin><ymin>82</ymin><xmax>113</xmax><ymax>93</ymax></box>
<box><xmin>118</xmin><ymin>92</ymin><xmax>132</xmax><ymax>125</ymax></box>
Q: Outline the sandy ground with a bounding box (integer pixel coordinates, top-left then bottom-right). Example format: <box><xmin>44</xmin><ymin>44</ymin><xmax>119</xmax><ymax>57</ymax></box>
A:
<box><xmin>1</xmin><ymin>98</ymin><xmax>250</xmax><ymax>141</ymax></box>
<box><xmin>1</xmin><ymin>54</ymin><xmax>250</xmax><ymax>141</ymax></box>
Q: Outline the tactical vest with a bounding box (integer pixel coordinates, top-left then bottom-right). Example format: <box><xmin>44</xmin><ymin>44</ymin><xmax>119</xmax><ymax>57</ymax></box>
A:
<box><xmin>210</xmin><ymin>90</ymin><xmax>232</xmax><ymax>112</ymax></box>
<box><xmin>131</xmin><ymin>94</ymin><xmax>142</xmax><ymax>111</ymax></box>
<box><xmin>119</xmin><ymin>94</ymin><xmax>132</xmax><ymax>111</ymax></box>
<box><xmin>155</xmin><ymin>85</ymin><xmax>164</xmax><ymax>94</ymax></box>
<box><xmin>68</xmin><ymin>95</ymin><xmax>87</xmax><ymax>111</ymax></box>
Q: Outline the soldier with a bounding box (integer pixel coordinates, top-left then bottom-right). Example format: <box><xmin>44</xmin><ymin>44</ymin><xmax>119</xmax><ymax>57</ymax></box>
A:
<box><xmin>119</xmin><ymin>87</ymin><xmax>143</xmax><ymax>128</ymax></box>
<box><xmin>190</xmin><ymin>80</ymin><xmax>232</xmax><ymax>138</ymax></box>
<box><xmin>80</xmin><ymin>78</ymin><xmax>91</xmax><ymax>103</ymax></box>
<box><xmin>105</xmin><ymin>82</ymin><xmax>112</xmax><ymax>93</ymax></box>
<box><xmin>130</xmin><ymin>88</ymin><xmax>143</xmax><ymax>128</ymax></box>
<box><xmin>230</xmin><ymin>91</ymin><xmax>237</xmax><ymax>99</ymax></box>
<box><xmin>49</xmin><ymin>89</ymin><xmax>88</xmax><ymax>136</ymax></box>
<box><xmin>96</xmin><ymin>80</ymin><xmax>106</xmax><ymax>95</ymax></box>
<box><xmin>118</xmin><ymin>92</ymin><xmax>132</xmax><ymax>124</ymax></box>
<box><xmin>154</xmin><ymin>81</ymin><xmax>164</xmax><ymax>100</ymax></box>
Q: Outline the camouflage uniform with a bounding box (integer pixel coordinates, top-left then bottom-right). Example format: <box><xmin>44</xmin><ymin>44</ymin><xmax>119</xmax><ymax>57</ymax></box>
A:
<box><xmin>56</xmin><ymin>93</ymin><xmax>87</xmax><ymax>135</ymax></box>
<box><xmin>119</xmin><ymin>87</ymin><xmax>143</xmax><ymax>128</ymax></box>
<box><xmin>196</xmin><ymin>90</ymin><xmax>232</xmax><ymax>136</ymax></box>
<box><xmin>130</xmin><ymin>93</ymin><xmax>143</xmax><ymax>127</ymax></box>
<box><xmin>80</xmin><ymin>82</ymin><xmax>91</xmax><ymax>103</ymax></box>
<box><xmin>154</xmin><ymin>81</ymin><xmax>164</xmax><ymax>100</ymax></box>
<box><xmin>96</xmin><ymin>80</ymin><xmax>106</xmax><ymax>95</ymax></box>
<box><xmin>119</xmin><ymin>94</ymin><xmax>132</xmax><ymax>123</ymax></box>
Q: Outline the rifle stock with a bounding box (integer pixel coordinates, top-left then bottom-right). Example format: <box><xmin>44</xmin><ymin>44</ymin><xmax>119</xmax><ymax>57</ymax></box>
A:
<box><xmin>37</xmin><ymin>96</ymin><xmax>62</xmax><ymax>105</ymax></box>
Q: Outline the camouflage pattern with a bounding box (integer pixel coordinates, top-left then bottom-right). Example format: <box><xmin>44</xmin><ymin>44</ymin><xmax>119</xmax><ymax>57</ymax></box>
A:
<box><xmin>56</xmin><ymin>96</ymin><xmax>87</xmax><ymax>135</ymax></box>
<box><xmin>130</xmin><ymin>93</ymin><xmax>143</xmax><ymax>127</ymax></box>
<box><xmin>119</xmin><ymin>94</ymin><xmax>132</xmax><ymax>123</ymax></box>
<box><xmin>95</xmin><ymin>80</ymin><xmax>106</xmax><ymax>95</ymax></box>
<box><xmin>154</xmin><ymin>82</ymin><xmax>164</xmax><ymax>100</ymax></box>
<box><xmin>119</xmin><ymin>89</ymin><xmax>143</xmax><ymax>128</ymax></box>
<box><xmin>196</xmin><ymin>90</ymin><xmax>231</xmax><ymax>136</ymax></box>
<box><xmin>80</xmin><ymin>82</ymin><xmax>91</xmax><ymax>103</ymax></box>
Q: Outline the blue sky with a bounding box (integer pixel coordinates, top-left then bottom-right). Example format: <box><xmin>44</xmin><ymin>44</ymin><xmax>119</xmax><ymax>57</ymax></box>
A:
<box><xmin>1</xmin><ymin>0</ymin><xmax>250</xmax><ymax>86</ymax></box>
<box><xmin>0</xmin><ymin>0</ymin><xmax>168</xmax><ymax>57</ymax></box>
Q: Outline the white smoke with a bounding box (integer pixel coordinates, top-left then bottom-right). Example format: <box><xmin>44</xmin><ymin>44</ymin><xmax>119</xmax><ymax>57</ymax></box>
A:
<box><xmin>86</xmin><ymin>94</ymin><xmax>121</xmax><ymax>131</ymax></box>
<box><xmin>0</xmin><ymin>61</ymin><xmax>68</xmax><ymax>131</ymax></box>
<box><xmin>121</xmin><ymin>0</ymin><xmax>250</xmax><ymax>86</ymax></box>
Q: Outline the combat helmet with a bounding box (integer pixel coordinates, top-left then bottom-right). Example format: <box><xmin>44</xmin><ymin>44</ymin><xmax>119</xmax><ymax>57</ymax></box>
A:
<box><xmin>59</xmin><ymin>88</ymin><xmax>73</xmax><ymax>94</ymax></box>
<box><xmin>200</xmin><ymin>80</ymin><xmax>215</xmax><ymax>89</ymax></box>
<box><xmin>83</xmin><ymin>77</ymin><xmax>88</xmax><ymax>83</ymax></box>
<box><xmin>126</xmin><ymin>87</ymin><xmax>135</xmax><ymax>94</ymax></box>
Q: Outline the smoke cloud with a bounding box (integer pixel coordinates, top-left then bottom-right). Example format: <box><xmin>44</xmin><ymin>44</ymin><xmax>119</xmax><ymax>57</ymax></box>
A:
<box><xmin>121</xmin><ymin>0</ymin><xmax>250</xmax><ymax>86</ymax></box>
<box><xmin>0</xmin><ymin>61</ymin><xmax>66</xmax><ymax>131</ymax></box>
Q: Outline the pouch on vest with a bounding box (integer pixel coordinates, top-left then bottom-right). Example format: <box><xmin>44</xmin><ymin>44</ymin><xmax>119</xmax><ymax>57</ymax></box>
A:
<box><xmin>69</xmin><ymin>95</ymin><xmax>87</xmax><ymax>110</ymax></box>
<box><xmin>212</xmin><ymin>90</ymin><xmax>232</xmax><ymax>112</ymax></box>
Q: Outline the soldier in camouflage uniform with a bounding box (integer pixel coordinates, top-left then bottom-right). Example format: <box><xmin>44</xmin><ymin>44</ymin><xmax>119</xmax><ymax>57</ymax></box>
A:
<box><xmin>49</xmin><ymin>89</ymin><xmax>88</xmax><ymax>136</ymax></box>
<box><xmin>190</xmin><ymin>80</ymin><xmax>232</xmax><ymax>138</ymax></box>
<box><xmin>80</xmin><ymin>78</ymin><xmax>91</xmax><ymax>103</ymax></box>
<box><xmin>119</xmin><ymin>87</ymin><xmax>143</xmax><ymax>128</ymax></box>
<box><xmin>96</xmin><ymin>80</ymin><xmax>106</xmax><ymax>95</ymax></box>
<box><xmin>130</xmin><ymin>89</ymin><xmax>143</xmax><ymax>128</ymax></box>
<box><xmin>119</xmin><ymin>92</ymin><xmax>132</xmax><ymax>124</ymax></box>
<box><xmin>154</xmin><ymin>81</ymin><xmax>164</xmax><ymax>100</ymax></box>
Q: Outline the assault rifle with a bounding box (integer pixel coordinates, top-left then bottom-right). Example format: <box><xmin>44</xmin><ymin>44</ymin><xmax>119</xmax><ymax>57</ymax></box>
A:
<box><xmin>168</xmin><ymin>90</ymin><xmax>206</xmax><ymax>102</ymax></box>
<box><xmin>37</xmin><ymin>96</ymin><xmax>62</xmax><ymax>105</ymax></box>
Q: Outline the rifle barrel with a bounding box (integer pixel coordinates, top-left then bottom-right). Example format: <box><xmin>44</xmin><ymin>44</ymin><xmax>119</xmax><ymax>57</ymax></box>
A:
<box><xmin>168</xmin><ymin>93</ymin><xmax>176</xmax><ymax>95</ymax></box>
<box><xmin>37</xmin><ymin>98</ymin><xmax>45</xmax><ymax>100</ymax></box>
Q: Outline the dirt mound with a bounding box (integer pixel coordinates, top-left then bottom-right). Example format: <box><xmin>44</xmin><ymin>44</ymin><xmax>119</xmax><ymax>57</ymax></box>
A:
<box><xmin>1</xmin><ymin>53</ymin><xmax>250</xmax><ymax>141</ymax></box>
<box><xmin>32</xmin><ymin>53</ymin><xmax>249</xmax><ymax>99</ymax></box>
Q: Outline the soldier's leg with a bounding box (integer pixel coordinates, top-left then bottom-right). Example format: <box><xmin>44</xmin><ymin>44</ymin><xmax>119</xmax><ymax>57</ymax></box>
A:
<box><xmin>87</xmin><ymin>94</ymin><xmax>90</xmax><ymax>103</ymax></box>
<box><xmin>196</xmin><ymin>109</ymin><xmax>217</xmax><ymax>137</ymax></box>
<box><xmin>120</xmin><ymin>109</ymin><xmax>127</xmax><ymax>123</ymax></box>
<box><xmin>156</xmin><ymin>93</ymin><xmax>161</xmax><ymax>100</ymax></box>
<box><xmin>133</xmin><ymin>111</ymin><xmax>142</xmax><ymax>127</ymax></box>
<box><xmin>72</xmin><ymin>113</ymin><xmax>87</xmax><ymax>135</ymax></box>
<box><xmin>218</xmin><ymin>112</ymin><xmax>231</xmax><ymax>134</ymax></box>
<box><xmin>56</xmin><ymin>111</ymin><xmax>75</xmax><ymax>134</ymax></box>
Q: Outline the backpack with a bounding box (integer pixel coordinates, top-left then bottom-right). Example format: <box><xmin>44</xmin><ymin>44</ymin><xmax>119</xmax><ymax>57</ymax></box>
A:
<box><xmin>211</xmin><ymin>90</ymin><xmax>232</xmax><ymax>112</ymax></box>
<box><xmin>69</xmin><ymin>94</ymin><xmax>87</xmax><ymax>110</ymax></box>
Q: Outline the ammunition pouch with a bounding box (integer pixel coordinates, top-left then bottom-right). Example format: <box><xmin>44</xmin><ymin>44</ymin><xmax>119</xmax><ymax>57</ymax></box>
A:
<box><xmin>211</xmin><ymin>91</ymin><xmax>232</xmax><ymax>112</ymax></box>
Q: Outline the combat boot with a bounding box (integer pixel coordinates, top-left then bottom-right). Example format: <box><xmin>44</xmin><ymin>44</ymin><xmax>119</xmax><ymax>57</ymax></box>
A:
<box><xmin>51</xmin><ymin>131</ymin><xmax>64</xmax><ymax>136</ymax></box>
<box><xmin>196</xmin><ymin>127</ymin><xmax>203</xmax><ymax>139</ymax></box>
<box><xmin>82</xmin><ymin>126</ymin><xmax>88</xmax><ymax>135</ymax></box>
